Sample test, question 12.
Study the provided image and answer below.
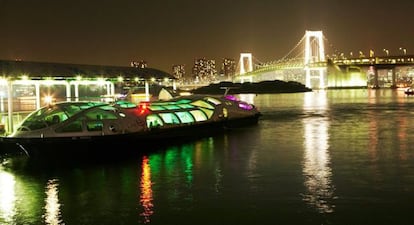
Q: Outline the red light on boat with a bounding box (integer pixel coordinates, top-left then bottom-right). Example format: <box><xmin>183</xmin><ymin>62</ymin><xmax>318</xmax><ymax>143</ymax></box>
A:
<box><xmin>137</xmin><ymin>101</ymin><xmax>150</xmax><ymax>115</ymax></box>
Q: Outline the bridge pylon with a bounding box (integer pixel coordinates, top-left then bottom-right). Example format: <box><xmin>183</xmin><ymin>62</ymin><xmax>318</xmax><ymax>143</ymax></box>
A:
<box><xmin>304</xmin><ymin>30</ymin><xmax>326</xmax><ymax>89</ymax></box>
<box><xmin>238</xmin><ymin>53</ymin><xmax>253</xmax><ymax>83</ymax></box>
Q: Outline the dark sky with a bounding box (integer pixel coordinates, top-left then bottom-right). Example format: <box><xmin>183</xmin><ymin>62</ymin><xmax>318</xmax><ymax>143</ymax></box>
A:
<box><xmin>1</xmin><ymin>0</ymin><xmax>413</xmax><ymax>72</ymax></box>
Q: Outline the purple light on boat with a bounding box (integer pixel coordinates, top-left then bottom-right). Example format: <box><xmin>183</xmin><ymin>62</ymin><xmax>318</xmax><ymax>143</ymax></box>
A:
<box><xmin>238</xmin><ymin>102</ymin><xmax>253</xmax><ymax>110</ymax></box>
<box><xmin>224</xmin><ymin>95</ymin><xmax>238</xmax><ymax>101</ymax></box>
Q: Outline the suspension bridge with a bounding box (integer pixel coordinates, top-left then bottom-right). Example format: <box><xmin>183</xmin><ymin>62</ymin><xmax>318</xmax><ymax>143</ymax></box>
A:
<box><xmin>235</xmin><ymin>30</ymin><xmax>414</xmax><ymax>89</ymax></box>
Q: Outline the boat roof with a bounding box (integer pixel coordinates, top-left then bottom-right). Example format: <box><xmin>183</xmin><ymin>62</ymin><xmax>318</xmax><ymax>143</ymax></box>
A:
<box><xmin>0</xmin><ymin>59</ymin><xmax>175</xmax><ymax>80</ymax></box>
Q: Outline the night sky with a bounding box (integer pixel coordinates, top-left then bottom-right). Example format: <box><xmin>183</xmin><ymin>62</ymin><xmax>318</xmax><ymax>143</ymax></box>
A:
<box><xmin>1</xmin><ymin>0</ymin><xmax>413</xmax><ymax>72</ymax></box>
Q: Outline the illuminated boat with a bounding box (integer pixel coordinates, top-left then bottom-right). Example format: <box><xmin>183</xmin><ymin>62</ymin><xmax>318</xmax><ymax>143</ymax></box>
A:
<box><xmin>0</xmin><ymin>95</ymin><xmax>260</xmax><ymax>157</ymax></box>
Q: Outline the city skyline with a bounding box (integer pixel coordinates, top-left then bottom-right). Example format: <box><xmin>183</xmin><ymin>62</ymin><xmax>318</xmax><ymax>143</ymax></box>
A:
<box><xmin>1</xmin><ymin>0</ymin><xmax>413</xmax><ymax>73</ymax></box>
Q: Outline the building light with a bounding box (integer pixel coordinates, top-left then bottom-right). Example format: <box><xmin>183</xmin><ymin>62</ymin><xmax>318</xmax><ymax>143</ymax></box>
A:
<box><xmin>97</xmin><ymin>78</ymin><xmax>106</xmax><ymax>86</ymax></box>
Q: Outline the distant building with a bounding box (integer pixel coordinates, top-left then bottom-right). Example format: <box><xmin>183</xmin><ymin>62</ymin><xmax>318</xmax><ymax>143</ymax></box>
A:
<box><xmin>130</xmin><ymin>60</ymin><xmax>148</xmax><ymax>68</ymax></box>
<box><xmin>172</xmin><ymin>64</ymin><xmax>185</xmax><ymax>80</ymax></box>
<box><xmin>192</xmin><ymin>58</ymin><xmax>216</xmax><ymax>83</ymax></box>
<box><xmin>221</xmin><ymin>58</ymin><xmax>236</xmax><ymax>81</ymax></box>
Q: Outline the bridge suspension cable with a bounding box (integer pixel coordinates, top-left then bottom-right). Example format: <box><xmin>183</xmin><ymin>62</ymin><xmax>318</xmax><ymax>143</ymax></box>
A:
<box><xmin>280</xmin><ymin>34</ymin><xmax>306</xmax><ymax>61</ymax></box>
<box><xmin>258</xmin><ymin>34</ymin><xmax>307</xmax><ymax>67</ymax></box>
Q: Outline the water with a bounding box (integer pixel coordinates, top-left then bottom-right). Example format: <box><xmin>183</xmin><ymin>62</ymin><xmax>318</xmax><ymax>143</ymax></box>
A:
<box><xmin>2</xmin><ymin>89</ymin><xmax>414</xmax><ymax>225</ymax></box>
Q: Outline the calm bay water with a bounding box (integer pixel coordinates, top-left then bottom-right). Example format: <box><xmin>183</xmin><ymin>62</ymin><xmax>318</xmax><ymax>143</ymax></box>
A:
<box><xmin>2</xmin><ymin>89</ymin><xmax>414</xmax><ymax>225</ymax></box>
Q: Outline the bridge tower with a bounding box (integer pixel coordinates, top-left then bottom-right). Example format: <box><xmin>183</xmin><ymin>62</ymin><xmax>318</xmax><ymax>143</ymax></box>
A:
<box><xmin>239</xmin><ymin>53</ymin><xmax>253</xmax><ymax>83</ymax></box>
<box><xmin>304</xmin><ymin>30</ymin><xmax>326</xmax><ymax>89</ymax></box>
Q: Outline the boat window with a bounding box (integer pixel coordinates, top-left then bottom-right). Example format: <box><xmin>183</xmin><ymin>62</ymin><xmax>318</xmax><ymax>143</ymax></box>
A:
<box><xmin>114</xmin><ymin>101</ymin><xmax>136</xmax><ymax>108</ymax></box>
<box><xmin>86</xmin><ymin>121</ymin><xmax>103</xmax><ymax>132</ymax></box>
<box><xmin>20</xmin><ymin>107</ymin><xmax>69</xmax><ymax>130</ymax></box>
<box><xmin>159</xmin><ymin>113</ymin><xmax>181</xmax><ymax>124</ymax></box>
<box><xmin>198</xmin><ymin>108</ymin><xmax>214</xmax><ymax>119</ymax></box>
<box><xmin>189</xmin><ymin>110</ymin><xmax>208</xmax><ymax>122</ymax></box>
<box><xmin>149</xmin><ymin>105</ymin><xmax>166</xmax><ymax>111</ymax></box>
<box><xmin>56</xmin><ymin>120</ymin><xmax>83</xmax><ymax>133</ymax></box>
<box><xmin>162</xmin><ymin>104</ymin><xmax>181</xmax><ymax>110</ymax></box>
<box><xmin>62</xmin><ymin>105</ymin><xmax>84</xmax><ymax>117</ymax></box>
<box><xmin>175</xmin><ymin>112</ymin><xmax>195</xmax><ymax>123</ymax></box>
<box><xmin>204</xmin><ymin>97</ymin><xmax>221</xmax><ymax>105</ymax></box>
<box><xmin>18</xmin><ymin>119</ymin><xmax>47</xmax><ymax>131</ymax></box>
<box><xmin>146</xmin><ymin>114</ymin><xmax>164</xmax><ymax>128</ymax></box>
<box><xmin>191</xmin><ymin>100</ymin><xmax>215</xmax><ymax>109</ymax></box>
<box><xmin>85</xmin><ymin>108</ymin><xmax>118</xmax><ymax>120</ymax></box>
<box><xmin>177</xmin><ymin>104</ymin><xmax>194</xmax><ymax>109</ymax></box>
<box><xmin>61</xmin><ymin>102</ymin><xmax>106</xmax><ymax>117</ymax></box>
<box><xmin>44</xmin><ymin>112</ymin><xmax>68</xmax><ymax>126</ymax></box>
<box><xmin>176</xmin><ymin>99</ymin><xmax>191</xmax><ymax>104</ymax></box>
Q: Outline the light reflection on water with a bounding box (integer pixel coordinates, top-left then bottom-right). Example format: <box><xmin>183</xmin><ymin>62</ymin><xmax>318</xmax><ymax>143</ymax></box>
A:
<box><xmin>302</xmin><ymin>91</ymin><xmax>335</xmax><ymax>213</ymax></box>
<box><xmin>0</xmin><ymin>167</ymin><xmax>16</xmax><ymax>224</ymax></box>
<box><xmin>44</xmin><ymin>179</ymin><xmax>63</xmax><ymax>225</ymax></box>
<box><xmin>139</xmin><ymin>156</ymin><xmax>154</xmax><ymax>224</ymax></box>
<box><xmin>0</xmin><ymin>165</ymin><xmax>58</xmax><ymax>225</ymax></box>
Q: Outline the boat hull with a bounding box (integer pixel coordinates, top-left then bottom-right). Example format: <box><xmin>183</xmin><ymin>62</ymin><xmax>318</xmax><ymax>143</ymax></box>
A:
<box><xmin>0</xmin><ymin>115</ymin><xmax>260</xmax><ymax>158</ymax></box>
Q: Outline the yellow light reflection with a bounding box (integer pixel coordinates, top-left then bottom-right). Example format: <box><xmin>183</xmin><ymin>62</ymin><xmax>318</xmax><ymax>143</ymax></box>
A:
<box><xmin>44</xmin><ymin>179</ymin><xmax>63</xmax><ymax>225</ymax></box>
<box><xmin>302</xmin><ymin>91</ymin><xmax>335</xmax><ymax>213</ymax></box>
<box><xmin>140</xmin><ymin>156</ymin><xmax>154</xmax><ymax>223</ymax></box>
<box><xmin>238</xmin><ymin>93</ymin><xmax>255</xmax><ymax>105</ymax></box>
<box><xmin>0</xmin><ymin>167</ymin><xmax>16</xmax><ymax>224</ymax></box>
<box><xmin>0</xmin><ymin>77</ymin><xmax>7</xmax><ymax>85</ymax></box>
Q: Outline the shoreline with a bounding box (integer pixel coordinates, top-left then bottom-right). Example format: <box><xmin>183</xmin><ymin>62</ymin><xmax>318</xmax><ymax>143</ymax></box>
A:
<box><xmin>189</xmin><ymin>80</ymin><xmax>312</xmax><ymax>95</ymax></box>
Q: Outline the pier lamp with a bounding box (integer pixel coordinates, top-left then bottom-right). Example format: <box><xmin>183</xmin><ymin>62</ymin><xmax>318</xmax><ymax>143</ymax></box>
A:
<box><xmin>399</xmin><ymin>47</ymin><xmax>407</xmax><ymax>55</ymax></box>
<box><xmin>97</xmin><ymin>77</ymin><xmax>106</xmax><ymax>86</ymax></box>
<box><xmin>383</xmin><ymin>49</ymin><xmax>389</xmax><ymax>56</ymax></box>
<box><xmin>44</xmin><ymin>95</ymin><xmax>54</xmax><ymax>105</ymax></box>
